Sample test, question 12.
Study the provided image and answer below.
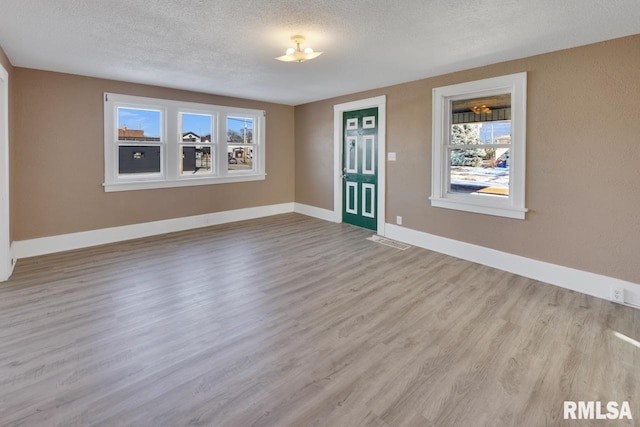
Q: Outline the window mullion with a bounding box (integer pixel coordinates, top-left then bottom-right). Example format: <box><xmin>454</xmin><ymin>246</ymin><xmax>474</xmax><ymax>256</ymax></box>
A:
<box><xmin>165</xmin><ymin>105</ymin><xmax>177</xmax><ymax>181</ymax></box>
<box><xmin>218</xmin><ymin>114</ymin><xmax>228</xmax><ymax>177</ymax></box>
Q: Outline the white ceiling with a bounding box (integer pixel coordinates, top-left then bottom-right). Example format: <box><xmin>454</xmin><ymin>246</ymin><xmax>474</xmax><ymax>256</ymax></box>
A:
<box><xmin>0</xmin><ymin>0</ymin><xmax>639</xmax><ymax>106</ymax></box>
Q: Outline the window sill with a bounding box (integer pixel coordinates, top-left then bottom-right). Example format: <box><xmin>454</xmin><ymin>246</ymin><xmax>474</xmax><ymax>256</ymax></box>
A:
<box><xmin>430</xmin><ymin>197</ymin><xmax>527</xmax><ymax>220</ymax></box>
<box><xmin>104</xmin><ymin>173</ymin><xmax>266</xmax><ymax>192</ymax></box>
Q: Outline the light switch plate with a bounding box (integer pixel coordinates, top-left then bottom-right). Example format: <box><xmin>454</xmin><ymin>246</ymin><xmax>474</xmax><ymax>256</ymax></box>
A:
<box><xmin>388</xmin><ymin>152</ymin><xmax>396</xmax><ymax>161</ymax></box>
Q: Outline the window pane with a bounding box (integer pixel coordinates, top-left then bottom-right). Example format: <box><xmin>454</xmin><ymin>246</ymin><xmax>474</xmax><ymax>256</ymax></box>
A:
<box><xmin>449</xmin><ymin>148</ymin><xmax>509</xmax><ymax>197</ymax></box>
<box><xmin>117</xmin><ymin>108</ymin><xmax>161</xmax><ymax>141</ymax></box>
<box><xmin>227</xmin><ymin>116</ymin><xmax>254</xmax><ymax>144</ymax></box>
<box><xmin>227</xmin><ymin>145</ymin><xmax>253</xmax><ymax>171</ymax></box>
<box><xmin>449</xmin><ymin>94</ymin><xmax>511</xmax><ymax>196</ymax></box>
<box><xmin>479</xmin><ymin>121</ymin><xmax>511</xmax><ymax>144</ymax></box>
<box><xmin>118</xmin><ymin>145</ymin><xmax>161</xmax><ymax>175</ymax></box>
<box><xmin>181</xmin><ymin>113</ymin><xmax>212</xmax><ymax>143</ymax></box>
<box><xmin>451</xmin><ymin>94</ymin><xmax>511</xmax><ymax>125</ymax></box>
<box><xmin>450</xmin><ymin>122</ymin><xmax>511</xmax><ymax>145</ymax></box>
<box><xmin>181</xmin><ymin>146</ymin><xmax>212</xmax><ymax>175</ymax></box>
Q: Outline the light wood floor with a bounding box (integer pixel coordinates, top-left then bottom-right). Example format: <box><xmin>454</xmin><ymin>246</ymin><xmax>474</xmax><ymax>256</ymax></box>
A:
<box><xmin>1</xmin><ymin>213</ymin><xmax>638</xmax><ymax>426</ymax></box>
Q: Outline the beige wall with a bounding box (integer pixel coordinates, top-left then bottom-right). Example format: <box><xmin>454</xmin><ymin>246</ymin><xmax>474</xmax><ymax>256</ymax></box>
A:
<box><xmin>12</xmin><ymin>69</ymin><xmax>295</xmax><ymax>240</ymax></box>
<box><xmin>295</xmin><ymin>34</ymin><xmax>640</xmax><ymax>284</ymax></box>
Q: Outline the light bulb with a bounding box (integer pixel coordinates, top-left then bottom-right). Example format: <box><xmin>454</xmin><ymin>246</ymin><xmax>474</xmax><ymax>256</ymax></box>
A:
<box><xmin>286</xmin><ymin>47</ymin><xmax>295</xmax><ymax>55</ymax></box>
<box><xmin>304</xmin><ymin>47</ymin><xmax>314</xmax><ymax>54</ymax></box>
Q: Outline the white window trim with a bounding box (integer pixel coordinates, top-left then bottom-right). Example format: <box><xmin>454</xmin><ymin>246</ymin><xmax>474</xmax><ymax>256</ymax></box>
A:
<box><xmin>104</xmin><ymin>93</ymin><xmax>266</xmax><ymax>192</ymax></box>
<box><xmin>430</xmin><ymin>72</ymin><xmax>527</xmax><ymax>220</ymax></box>
<box><xmin>0</xmin><ymin>62</ymin><xmax>11</xmax><ymax>281</ymax></box>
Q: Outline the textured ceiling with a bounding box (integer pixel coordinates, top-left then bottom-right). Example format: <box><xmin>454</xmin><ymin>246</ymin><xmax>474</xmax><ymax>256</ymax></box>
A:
<box><xmin>0</xmin><ymin>0</ymin><xmax>639</xmax><ymax>105</ymax></box>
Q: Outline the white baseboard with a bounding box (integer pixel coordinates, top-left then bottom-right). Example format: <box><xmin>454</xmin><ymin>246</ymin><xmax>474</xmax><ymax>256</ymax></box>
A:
<box><xmin>385</xmin><ymin>223</ymin><xmax>640</xmax><ymax>308</ymax></box>
<box><xmin>293</xmin><ymin>203</ymin><xmax>337</xmax><ymax>222</ymax></box>
<box><xmin>12</xmin><ymin>203</ymin><xmax>295</xmax><ymax>259</ymax></box>
<box><xmin>0</xmin><ymin>256</ymin><xmax>13</xmax><ymax>282</ymax></box>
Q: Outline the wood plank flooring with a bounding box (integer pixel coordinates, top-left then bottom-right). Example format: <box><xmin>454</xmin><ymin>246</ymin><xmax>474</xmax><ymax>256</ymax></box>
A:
<box><xmin>0</xmin><ymin>213</ymin><xmax>638</xmax><ymax>426</ymax></box>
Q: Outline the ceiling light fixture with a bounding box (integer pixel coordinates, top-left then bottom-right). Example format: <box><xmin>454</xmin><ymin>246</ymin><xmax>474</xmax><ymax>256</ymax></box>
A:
<box><xmin>472</xmin><ymin>105</ymin><xmax>492</xmax><ymax>114</ymax></box>
<box><xmin>275</xmin><ymin>35</ymin><xmax>323</xmax><ymax>63</ymax></box>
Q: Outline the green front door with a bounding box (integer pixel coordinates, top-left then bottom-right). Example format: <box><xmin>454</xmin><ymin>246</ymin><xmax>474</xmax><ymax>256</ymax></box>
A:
<box><xmin>342</xmin><ymin>107</ymin><xmax>378</xmax><ymax>230</ymax></box>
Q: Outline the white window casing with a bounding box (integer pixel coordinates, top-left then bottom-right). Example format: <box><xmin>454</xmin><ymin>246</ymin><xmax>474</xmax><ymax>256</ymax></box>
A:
<box><xmin>430</xmin><ymin>73</ymin><xmax>528</xmax><ymax>219</ymax></box>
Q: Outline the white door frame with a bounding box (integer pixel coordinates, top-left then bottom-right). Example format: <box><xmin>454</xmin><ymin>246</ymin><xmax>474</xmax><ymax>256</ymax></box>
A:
<box><xmin>333</xmin><ymin>95</ymin><xmax>386</xmax><ymax>236</ymax></box>
<box><xmin>0</xmin><ymin>63</ymin><xmax>11</xmax><ymax>281</ymax></box>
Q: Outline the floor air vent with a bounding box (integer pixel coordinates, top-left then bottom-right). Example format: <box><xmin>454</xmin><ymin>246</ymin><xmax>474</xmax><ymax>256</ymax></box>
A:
<box><xmin>366</xmin><ymin>235</ymin><xmax>411</xmax><ymax>250</ymax></box>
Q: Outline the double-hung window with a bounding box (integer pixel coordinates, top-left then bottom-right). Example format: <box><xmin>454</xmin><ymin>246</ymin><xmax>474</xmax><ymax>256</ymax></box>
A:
<box><xmin>179</xmin><ymin>112</ymin><xmax>215</xmax><ymax>177</ymax></box>
<box><xmin>104</xmin><ymin>93</ymin><xmax>265</xmax><ymax>192</ymax></box>
<box><xmin>225</xmin><ymin>115</ymin><xmax>258</xmax><ymax>173</ymax></box>
<box><xmin>430</xmin><ymin>73</ymin><xmax>527</xmax><ymax>219</ymax></box>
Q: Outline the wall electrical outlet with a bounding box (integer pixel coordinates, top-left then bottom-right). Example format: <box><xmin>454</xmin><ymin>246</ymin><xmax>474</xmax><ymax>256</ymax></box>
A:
<box><xmin>611</xmin><ymin>286</ymin><xmax>625</xmax><ymax>303</ymax></box>
<box><xmin>396</xmin><ymin>216</ymin><xmax>402</xmax><ymax>225</ymax></box>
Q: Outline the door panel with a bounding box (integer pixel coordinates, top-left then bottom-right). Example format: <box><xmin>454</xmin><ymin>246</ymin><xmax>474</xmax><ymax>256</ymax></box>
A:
<box><xmin>362</xmin><ymin>183</ymin><xmax>375</xmax><ymax>218</ymax></box>
<box><xmin>345</xmin><ymin>182</ymin><xmax>358</xmax><ymax>215</ymax></box>
<box><xmin>362</xmin><ymin>135</ymin><xmax>375</xmax><ymax>175</ymax></box>
<box><xmin>345</xmin><ymin>136</ymin><xmax>358</xmax><ymax>173</ymax></box>
<box><xmin>342</xmin><ymin>107</ymin><xmax>378</xmax><ymax>230</ymax></box>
